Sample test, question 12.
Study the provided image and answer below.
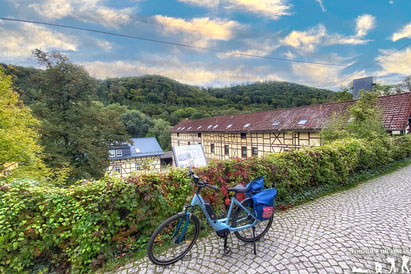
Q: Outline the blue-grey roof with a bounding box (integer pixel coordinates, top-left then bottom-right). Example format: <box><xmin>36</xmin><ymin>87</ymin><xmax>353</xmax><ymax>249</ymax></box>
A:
<box><xmin>109</xmin><ymin>137</ymin><xmax>164</xmax><ymax>160</ymax></box>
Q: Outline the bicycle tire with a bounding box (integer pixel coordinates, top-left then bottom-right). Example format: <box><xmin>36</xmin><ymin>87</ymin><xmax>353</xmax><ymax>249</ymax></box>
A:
<box><xmin>147</xmin><ymin>212</ymin><xmax>200</xmax><ymax>265</ymax></box>
<box><xmin>231</xmin><ymin>198</ymin><xmax>273</xmax><ymax>242</ymax></box>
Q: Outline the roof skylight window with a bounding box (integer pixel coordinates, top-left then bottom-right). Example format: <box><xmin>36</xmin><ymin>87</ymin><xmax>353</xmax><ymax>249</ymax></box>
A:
<box><xmin>243</xmin><ymin>123</ymin><xmax>250</xmax><ymax>128</ymax></box>
<box><xmin>298</xmin><ymin>120</ymin><xmax>308</xmax><ymax>125</ymax></box>
<box><xmin>177</xmin><ymin>127</ymin><xmax>181</xmax><ymax>130</ymax></box>
<box><xmin>207</xmin><ymin>125</ymin><xmax>212</xmax><ymax>129</ymax></box>
<box><xmin>272</xmin><ymin>121</ymin><xmax>281</xmax><ymax>126</ymax></box>
<box><xmin>181</xmin><ymin>127</ymin><xmax>185</xmax><ymax>130</ymax></box>
<box><xmin>213</xmin><ymin>125</ymin><xmax>219</xmax><ymax>129</ymax></box>
<box><xmin>187</xmin><ymin>126</ymin><xmax>192</xmax><ymax>130</ymax></box>
<box><xmin>226</xmin><ymin>124</ymin><xmax>232</xmax><ymax>129</ymax></box>
<box><xmin>197</xmin><ymin>126</ymin><xmax>202</xmax><ymax>129</ymax></box>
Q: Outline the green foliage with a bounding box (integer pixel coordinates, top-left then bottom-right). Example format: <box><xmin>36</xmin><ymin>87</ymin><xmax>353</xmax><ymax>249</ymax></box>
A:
<box><xmin>321</xmin><ymin>91</ymin><xmax>387</xmax><ymax>142</ymax></box>
<box><xmin>121</xmin><ymin>110</ymin><xmax>153</xmax><ymax>138</ymax></box>
<box><xmin>147</xmin><ymin>119</ymin><xmax>172</xmax><ymax>151</ymax></box>
<box><xmin>29</xmin><ymin>50</ymin><xmax>129</xmax><ymax>181</ymax></box>
<box><xmin>1</xmin><ymin>136</ymin><xmax>410</xmax><ymax>272</ymax></box>
<box><xmin>0</xmin><ymin>67</ymin><xmax>47</xmax><ymax>180</ymax></box>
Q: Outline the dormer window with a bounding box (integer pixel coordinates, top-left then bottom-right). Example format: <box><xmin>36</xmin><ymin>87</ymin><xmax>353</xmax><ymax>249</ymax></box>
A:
<box><xmin>116</xmin><ymin>149</ymin><xmax>122</xmax><ymax>157</ymax></box>
<box><xmin>226</xmin><ymin>124</ymin><xmax>232</xmax><ymax>129</ymax></box>
<box><xmin>135</xmin><ymin>148</ymin><xmax>140</xmax><ymax>153</ymax></box>
<box><xmin>243</xmin><ymin>123</ymin><xmax>250</xmax><ymax>128</ymax></box>
<box><xmin>298</xmin><ymin>119</ymin><xmax>308</xmax><ymax>125</ymax></box>
<box><xmin>109</xmin><ymin>150</ymin><xmax>115</xmax><ymax>157</ymax></box>
<box><xmin>272</xmin><ymin>121</ymin><xmax>280</xmax><ymax>126</ymax></box>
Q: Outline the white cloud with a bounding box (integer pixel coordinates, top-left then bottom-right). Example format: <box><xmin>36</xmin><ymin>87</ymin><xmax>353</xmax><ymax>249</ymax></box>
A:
<box><xmin>355</xmin><ymin>14</ymin><xmax>376</xmax><ymax>37</ymax></box>
<box><xmin>392</xmin><ymin>22</ymin><xmax>411</xmax><ymax>41</ymax></box>
<box><xmin>217</xmin><ymin>39</ymin><xmax>280</xmax><ymax>58</ymax></box>
<box><xmin>376</xmin><ymin>48</ymin><xmax>411</xmax><ymax>76</ymax></box>
<box><xmin>281</xmin><ymin>24</ymin><xmax>326</xmax><ymax>52</ymax></box>
<box><xmin>316</xmin><ymin>0</ymin><xmax>326</xmax><ymax>12</ymax></box>
<box><xmin>177</xmin><ymin>0</ymin><xmax>291</xmax><ymax>20</ymax></box>
<box><xmin>225</xmin><ymin>0</ymin><xmax>291</xmax><ymax>20</ymax></box>
<box><xmin>291</xmin><ymin>53</ymin><xmax>367</xmax><ymax>88</ymax></box>
<box><xmin>178</xmin><ymin>0</ymin><xmax>219</xmax><ymax>8</ymax></box>
<box><xmin>0</xmin><ymin>22</ymin><xmax>77</xmax><ymax>58</ymax></box>
<box><xmin>25</xmin><ymin>0</ymin><xmax>132</xmax><ymax>28</ymax></box>
<box><xmin>281</xmin><ymin>14</ymin><xmax>375</xmax><ymax>52</ymax></box>
<box><xmin>82</xmin><ymin>56</ymin><xmax>285</xmax><ymax>86</ymax></box>
<box><xmin>154</xmin><ymin>15</ymin><xmax>242</xmax><ymax>47</ymax></box>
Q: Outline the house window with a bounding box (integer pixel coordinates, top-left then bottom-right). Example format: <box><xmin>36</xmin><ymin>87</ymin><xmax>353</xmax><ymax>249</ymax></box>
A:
<box><xmin>198</xmin><ymin>133</ymin><xmax>202</xmax><ymax>138</ymax></box>
<box><xmin>211</xmin><ymin>144</ymin><xmax>215</xmax><ymax>153</ymax></box>
<box><xmin>135</xmin><ymin>164</ymin><xmax>140</xmax><ymax>171</ymax></box>
<box><xmin>241</xmin><ymin>133</ymin><xmax>247</xmax><ymax>139</ymax></box>
<box><xmin>188</xmin><ymin>142</ymin><xmax>191</xmax><ymax>145</ymax></box>
<box><xmin>241</xmin><ymin>146</ymin><xmax>247</xmax><ymax>158</ymax></box>
<box><xmin>177</xmin><ymin>133</ymin><xmax>180</xmax><ymax>137</ymax></box>
<box><xmin>116</xmin><ymin>149</ymin><xmax>122</xmax><ymax>157</ymax></box>
<box><xmin>298</xmin><ymin>119</ymin><xmax>308</xmax><ymax>125</ymax></box>
<box><xmin>109</xmin><ymin>150</ymin><xmax>115</xmax><ymax>157</ymax></box>
<box><xmin>224</xmin><ymin>145</ymin><xmax>229</xmax><ymax>156</ymax></box>
<box><xmin>252</xmin><ymin>147</ymin><xmax>258</xmax><ymax>156</ymax></box>
<box><xmin>114</xmin><ymin>165</ymin><xmax>121</xmax><ymax>173</ymax></box>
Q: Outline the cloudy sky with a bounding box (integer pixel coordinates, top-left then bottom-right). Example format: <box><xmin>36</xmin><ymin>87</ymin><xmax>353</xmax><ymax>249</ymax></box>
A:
<box><xmin>0</xmin><ymin>0</ymin><xmax>410</xmax><ymax>89</ymax></box>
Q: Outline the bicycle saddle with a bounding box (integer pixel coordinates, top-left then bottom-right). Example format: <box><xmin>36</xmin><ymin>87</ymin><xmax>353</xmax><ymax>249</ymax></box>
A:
<box><xmin>227</xmin><ymin>185</ymin><xmax>247</xmax><ymax>193</ymax></box>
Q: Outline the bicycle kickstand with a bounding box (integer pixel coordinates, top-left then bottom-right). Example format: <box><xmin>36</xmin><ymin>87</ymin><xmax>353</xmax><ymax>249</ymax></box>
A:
<box><xmin>224</xmin><ymin>235</ymin><xmax>231</xmax><ymax>255</ymax></box>
<box><xmin>252</xmin><ymin>226</ymin><xmax>257</xmax><ymax>255</ymax></box>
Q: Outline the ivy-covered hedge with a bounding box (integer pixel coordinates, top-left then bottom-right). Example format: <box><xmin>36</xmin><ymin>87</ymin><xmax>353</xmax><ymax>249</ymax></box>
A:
<box><xmin>1</xmin><ymin>136</ymin><xmax>410</xmax><ymax>272</ymax></box>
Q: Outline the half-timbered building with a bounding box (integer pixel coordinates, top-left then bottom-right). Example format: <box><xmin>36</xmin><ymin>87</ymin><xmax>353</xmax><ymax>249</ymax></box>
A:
<box><xmin>170</xmin><ymin>92</ymin><xmax>411</xmax><ymax>161</ymax></box>
<box><xmin>107</xmin><ymin>137</ymin><xmax>164</xmax><ymax>176</ymax></box>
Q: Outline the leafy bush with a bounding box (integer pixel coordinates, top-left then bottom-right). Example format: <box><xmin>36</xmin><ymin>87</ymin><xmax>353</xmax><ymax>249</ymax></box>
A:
<box><xmin>1</xmin><ymin>136</ymin><xmax>410</xmax><ymax>272</ymax></box>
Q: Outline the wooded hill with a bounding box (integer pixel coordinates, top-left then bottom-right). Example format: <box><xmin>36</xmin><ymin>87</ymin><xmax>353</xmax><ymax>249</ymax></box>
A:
<box><xmin>2</xmin><ymin>63</ymin><xmax>351</xmax><ymax>127</ymax></box>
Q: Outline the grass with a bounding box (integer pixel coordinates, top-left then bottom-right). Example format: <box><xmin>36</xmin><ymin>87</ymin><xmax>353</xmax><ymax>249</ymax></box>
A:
<box><xmin>98</xmin><ymin>157</ymin><xmax>411</xmax><ymax>273</ymax></box>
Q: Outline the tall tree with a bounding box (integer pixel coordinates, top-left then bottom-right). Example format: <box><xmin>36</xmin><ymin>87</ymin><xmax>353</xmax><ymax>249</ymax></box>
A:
<box><xmin>0</xmin><ymin>68</ymin><xmax>46</xmax><ymax>180</ymax></box>
<box><xmin>31</xmin><ymin>50</ymin><xmax>128</xmax><ymax>181</ymax></box>
<box><xmin>321</xmin><ymin>91</ymin><xmax>387</xmax><ymax>142</ymax></box>
<box><xmin>121</xmin><ymin>110</ymin><xmax>153</xmax><ymax>137</ymax></box>
<box><xmin>147</xmin><ymin>119</ymin><xmax>172</xmax><ymax>151</ymax></box>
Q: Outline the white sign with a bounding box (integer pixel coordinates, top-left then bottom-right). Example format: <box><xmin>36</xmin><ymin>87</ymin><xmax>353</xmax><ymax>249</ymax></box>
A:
<box><xmin>172</xmin><ymin>144</ymin><xmax>207</xmax><ymax>168</ymax></box>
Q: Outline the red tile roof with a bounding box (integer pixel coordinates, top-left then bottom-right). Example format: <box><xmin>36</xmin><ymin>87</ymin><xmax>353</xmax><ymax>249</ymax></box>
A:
<box><xmin>170</xmin><ymin>92</ymin><xmax>411</xmax><ymax>133</ymax></box>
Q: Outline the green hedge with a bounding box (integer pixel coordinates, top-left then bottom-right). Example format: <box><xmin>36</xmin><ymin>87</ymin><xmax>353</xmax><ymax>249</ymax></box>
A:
<box><xmin>1</xmin><ymin>136</ymin><xmax>410</xmax><ymax>272</ymax></box>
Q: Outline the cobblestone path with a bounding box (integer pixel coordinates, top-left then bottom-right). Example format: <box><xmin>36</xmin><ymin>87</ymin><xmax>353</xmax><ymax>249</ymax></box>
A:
<box><xmin>116</xmin><ymin>165</ymin><xmax>411</xmax><ymax>273</ymax></box>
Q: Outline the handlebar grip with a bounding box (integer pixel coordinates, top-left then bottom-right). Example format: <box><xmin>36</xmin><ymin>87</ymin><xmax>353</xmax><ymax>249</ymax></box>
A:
<box><xmin>206</xmin><ymin>184</ymin><xmax>218</xmax><ymax>190</ymax></box>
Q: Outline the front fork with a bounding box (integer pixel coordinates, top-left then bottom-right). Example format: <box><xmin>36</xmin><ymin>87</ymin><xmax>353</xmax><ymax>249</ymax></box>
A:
<box><xmin>172</xmin><ymin>205</ymin><xmax>193</xmax><ymax>244</ymax></box>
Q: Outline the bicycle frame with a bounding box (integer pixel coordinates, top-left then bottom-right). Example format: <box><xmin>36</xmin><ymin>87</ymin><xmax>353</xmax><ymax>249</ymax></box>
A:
<box><xmin>190</xmin><ymin>192</ymin><xmax>258</xmax><ymax>232</ymax></box>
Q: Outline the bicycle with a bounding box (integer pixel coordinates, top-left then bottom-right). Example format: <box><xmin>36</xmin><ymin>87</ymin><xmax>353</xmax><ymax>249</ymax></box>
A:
<box><xmin>147</xmin><ymin>167</ymin><xmax>277</xmax><ymax>265</ymax></box>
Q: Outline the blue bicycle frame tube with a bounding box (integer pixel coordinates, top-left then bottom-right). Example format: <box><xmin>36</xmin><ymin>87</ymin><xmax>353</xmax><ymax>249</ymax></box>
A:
<box><xmin>190</xmin><ymin>194</ymin><xmax>258</xmax><ymax>233</ymax></box>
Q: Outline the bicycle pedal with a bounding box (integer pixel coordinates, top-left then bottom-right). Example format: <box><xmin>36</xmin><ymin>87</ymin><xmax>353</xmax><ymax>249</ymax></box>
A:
<box><xmin>224</xmin><ymin>247</ymin><xmax>231</xmax><ymax>255</ymax></box>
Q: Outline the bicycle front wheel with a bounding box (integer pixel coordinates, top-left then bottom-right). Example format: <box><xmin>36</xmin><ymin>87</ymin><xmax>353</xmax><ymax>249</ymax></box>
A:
<box><xmin>147</xmin><ymin>212</ymin><xmax>200</xmax><ymax>265</ymax></box>
<box><xmin>231</xmin><ymin>198</ymin><xmax>273</xmax><ymax>242</ymax></box>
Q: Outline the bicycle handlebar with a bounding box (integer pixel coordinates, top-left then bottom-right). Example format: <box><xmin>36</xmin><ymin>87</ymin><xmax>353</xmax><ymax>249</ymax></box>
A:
<box><xmin>205</xmin><ymin>183</ymin><xmax>218</xmax><ymax>190</ymax></box>
<box><xmin>187</xmin><ymin>167</ymin><xmax>218</xmax><ymax>191</ymax></box>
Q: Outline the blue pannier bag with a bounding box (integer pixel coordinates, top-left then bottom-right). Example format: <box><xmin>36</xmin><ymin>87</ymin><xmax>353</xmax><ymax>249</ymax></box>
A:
<box><xmin>246</xmin><ymin>176</ymin><xmax>264</xmax><ymax>196</ymax></box>
<box><xmin>252</xmin><ymin>188</ymin><xmax>277</xmax><ymax>221</ymax></box>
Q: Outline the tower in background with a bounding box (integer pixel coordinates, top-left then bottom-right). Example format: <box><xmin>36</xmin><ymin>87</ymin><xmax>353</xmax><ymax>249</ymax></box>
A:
<box><xmin>352</xmin><ymin>76</ymin><xmax>375</xmax><ymax>99</ymax></box>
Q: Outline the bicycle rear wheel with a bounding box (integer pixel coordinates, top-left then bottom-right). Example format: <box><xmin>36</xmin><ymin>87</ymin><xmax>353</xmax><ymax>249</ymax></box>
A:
<box><xmin>231</xmin><ymin>198</ymin><xmax>273</xmax><ymax>242</ymax></box>
<box><xmin>147</xmin><ymin>212</ymin><xmax>200</xmax><ymax>265</ymax></box>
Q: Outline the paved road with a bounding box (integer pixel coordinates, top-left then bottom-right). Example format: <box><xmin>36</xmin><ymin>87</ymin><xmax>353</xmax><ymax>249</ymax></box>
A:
<box><xmin>116</xmin><ymin>165</ymin><xmax>411</xmax><ymax>273</ymax></box>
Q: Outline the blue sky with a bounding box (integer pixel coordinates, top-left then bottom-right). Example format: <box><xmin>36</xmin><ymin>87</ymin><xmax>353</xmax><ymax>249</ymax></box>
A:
<box><xmin>0</xmin><ymin>0</ymin><xmax>410</xmax><ymax>89</ymax></box>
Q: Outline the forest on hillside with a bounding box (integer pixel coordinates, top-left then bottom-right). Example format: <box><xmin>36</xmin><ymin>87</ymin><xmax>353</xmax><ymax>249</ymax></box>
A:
<box><xmin>0</xmin><ymin>51</ymin><xmax>354</xmax><ymax>182</ymax></box>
